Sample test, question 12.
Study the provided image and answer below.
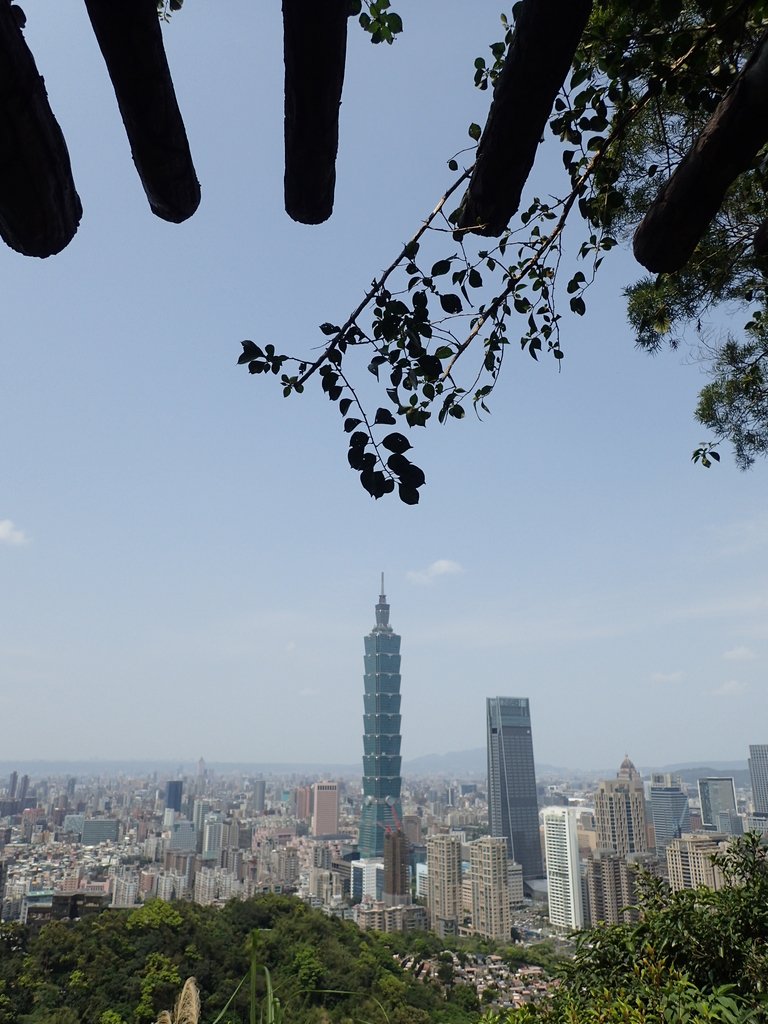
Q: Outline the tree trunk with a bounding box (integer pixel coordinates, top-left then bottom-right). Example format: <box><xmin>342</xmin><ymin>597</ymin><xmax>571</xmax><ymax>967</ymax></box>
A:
<box><xmin>84</xmin><ymin>0</ymin><xmax>200</xmax><ymax>224</ymax></box>
<box><xmin>634</xmin><ymin>28</ymin><xmax>768</xmax><ymax>274</ymax></box>
<box><xmin>283</xmin><ymin>0</ymin><xmax>348</xmax><ymax>225</ymax></box>
<box><xmin>0</xmin><ymin>2</ymin><xmax>82</xmax><ymax>257</ymax></box>
<box><xmin>457</xmin><ymin>0</ymin><xmax>592</xmax><ymax>237</ymax></box>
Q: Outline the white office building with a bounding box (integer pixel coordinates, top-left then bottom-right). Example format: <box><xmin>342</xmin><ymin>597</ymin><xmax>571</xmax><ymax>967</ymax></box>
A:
<box><xmin>543</xmin><ymin>807</ymin><xmax>585</xmax><ymax>932</ymax></box>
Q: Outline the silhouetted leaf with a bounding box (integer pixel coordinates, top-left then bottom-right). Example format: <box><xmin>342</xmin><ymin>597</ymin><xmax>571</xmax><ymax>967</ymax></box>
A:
<box><xmin>382</xmin><ymin>432</ymin><xmax>411</xmax><ymax>454</ymax></box>
<box><xmin>440</xmin><ymin>294</ymin><xmax>463</xmax><ymax>314</ymax></box>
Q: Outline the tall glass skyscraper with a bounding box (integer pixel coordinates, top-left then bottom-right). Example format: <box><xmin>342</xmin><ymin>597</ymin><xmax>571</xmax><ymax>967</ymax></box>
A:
<box><xmin>749</xmin><ymin>745</ymin><xmax>768</xmax><ymax>814</ymax></box>
<box><xmin>486</xmin><ymin>696</ymin><xmax>542</xmax><ymax>879</ymax></box>
<box><xmin>359</xmin><ymin>578</ymin><xmax>403</xmax><ymax>859</ymax></box>
<box><xmin>650</xmin><ymin>773</ymin><xmax>691</xmax><ymax>855</ymax></box>
<box><xmin>698</xmin><ymin>777</ymin><xmax>740</xmax><ymax>833</ymax></box>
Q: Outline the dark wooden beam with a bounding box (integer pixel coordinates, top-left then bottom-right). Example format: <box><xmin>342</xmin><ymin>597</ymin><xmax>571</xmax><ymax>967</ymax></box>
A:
<box><xmin>283</xmin><ymin>0</ymin><xmax>348</xmax><ymax>225</ymax></box>
<box><xmin>634</xmin><ymin>28</ymin><xmax>768</xmax><ymax>274</ymax></box>
<box><xmin>0</xmin><ymin>2</ymin><xmax>81</xmax><ymax>257</ymax></box>
<box><xmin>84</xmin><ymin>0</ymin><xmax>200</xmax><ymax>224</ymax></box>
<box><xmin>457</xmin><ymin>0</ymin><xmax>592</xmax><ymax>237</ymax></box>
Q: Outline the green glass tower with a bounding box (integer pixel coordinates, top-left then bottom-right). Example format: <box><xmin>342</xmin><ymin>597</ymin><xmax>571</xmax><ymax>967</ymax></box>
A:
<box><xmin>358</xmin><ymin>577</ymin><xmax>403</xmax><ymax>859</ymax></box>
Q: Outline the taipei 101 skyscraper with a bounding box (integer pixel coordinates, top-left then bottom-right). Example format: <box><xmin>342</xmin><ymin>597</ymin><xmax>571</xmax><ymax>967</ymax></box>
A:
<box><xmin>358</xmin><ymin>576</ymin><xmax>403</xmax><ymax>859</ymax></box>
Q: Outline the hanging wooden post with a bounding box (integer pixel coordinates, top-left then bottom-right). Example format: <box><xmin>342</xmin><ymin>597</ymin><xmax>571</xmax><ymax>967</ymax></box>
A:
<box><xmin>84</xmin><ymin>0</ymin><xmax>200</xmax><ymax>224</ymax></box>
<box><xmin>634</xmin><ymin>28</ymin><xmax>768</xmax><ymax>274</ymax></box>
<box><xmin>0</xmin><ymin>2</ymin><xmax>82</xmax><ymax>257</ymax></box>
<box><xmin>283</xmin><ymin>0</ymin><xmax>348</xmax><ymax>224</ymax></box>
<box><xmin>457</xmin><ymin>0</ymin><xmax>592</xmax><ymax>237</ymax></box>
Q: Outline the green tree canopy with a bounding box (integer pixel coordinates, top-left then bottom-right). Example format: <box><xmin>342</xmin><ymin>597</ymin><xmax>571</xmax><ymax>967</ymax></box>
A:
<box><xmin>0</xmin><ymin>895</ymin><xmax>480</xmax><ymax>1024</ymax></box>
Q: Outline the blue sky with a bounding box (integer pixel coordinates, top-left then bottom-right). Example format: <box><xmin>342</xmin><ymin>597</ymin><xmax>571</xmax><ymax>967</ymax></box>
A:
<box><xmin>2</xmin><ymin>2</ymin><xmax>767</xmax><ymax>770</ymax></box>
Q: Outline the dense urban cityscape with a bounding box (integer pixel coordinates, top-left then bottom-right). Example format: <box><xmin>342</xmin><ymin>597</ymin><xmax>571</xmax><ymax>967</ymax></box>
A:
<box><xmin>1</xmin><ymin>584</ymin><xmax>765</xmax><ymax>1015</ymax></box>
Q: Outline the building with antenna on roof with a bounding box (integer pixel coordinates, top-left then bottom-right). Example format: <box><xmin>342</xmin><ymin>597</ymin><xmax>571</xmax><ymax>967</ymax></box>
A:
<box><xmin>358</xmin><ymin>576</ymin><xmax>403</xmax><ymax>859</ymax></box>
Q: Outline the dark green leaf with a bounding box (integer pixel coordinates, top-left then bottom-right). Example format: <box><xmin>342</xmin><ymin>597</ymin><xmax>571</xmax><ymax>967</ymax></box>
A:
<box><xmin>440</xmin><ymin>293</ymin><xmax>463</xmax><ymax>314</ymax></box>
<box><xmin>398</xmin><ymin>483</ymin><xmax>420</xmax><ymax>505</ymax></box>
<box><xmin>348</xmin><ymin>447</ymin><xmax>366</xmax><ymax>470</ymax></box>
<box><xmin>238</xmin><ymin>340</ymin><xmax>262</xmax><ymax>364</ymax></box>
<box><xmin>382</xmin><ymin>432</ymin><xmax>411</xmax><ymax>454</ymax></box>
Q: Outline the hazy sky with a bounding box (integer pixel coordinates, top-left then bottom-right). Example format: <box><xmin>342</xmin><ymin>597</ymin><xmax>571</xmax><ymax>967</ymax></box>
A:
<box><xmin>2</xmin><ymin>2</ymin><xmax>767</xmax><ymax>771</ymax></box>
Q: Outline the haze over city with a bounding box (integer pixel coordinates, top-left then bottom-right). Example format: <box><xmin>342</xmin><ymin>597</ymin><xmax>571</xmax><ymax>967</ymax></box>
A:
<box><xmin>3</xmin><ymin>1</ymin><xmax>768</xmax><ymax>769</ymax></box>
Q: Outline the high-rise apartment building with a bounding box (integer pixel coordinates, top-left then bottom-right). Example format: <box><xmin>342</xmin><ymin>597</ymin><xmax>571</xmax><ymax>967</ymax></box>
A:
<box><xmin>351</xmin><ymin>859</ymin><xmax>384</xmax><ymax>902</ymax></box>
<box><xmin>312</xmin><ymin>782</ymin><xmax>339</xmax><ymax>836</ymax></box>
<box><xmin>749</xmin><ymin>745</ymin><xmax>768</xmax><ymax>814</ymax></box>
<box><xmin>202</xmin><ymin>814</ymin><xmax>228</xmax><ymax>862</ymax></box>
<box><xmin>486</xmin><ymin>697</ymin><xmax>542</xmax><ymax>879</ymax></box>
<box><xmin>402</xmin><ymin>814</ymin><xmax>422</xmax><ymax>846</ymax></box>
<box><xmin>192</xmin><ymin>798</ymin><xmax>211</xmax><ymax>853</ymax></box>
<box><xmin>650</xmin><ymin>774</ymin><xmax>691</xmax><ymax>855</ymax></box>
<box><xmin>252</xmin><ymin>780</ymin><xmax>266</xmax><ymax>814</ymax></box>
<box><xmin>594</xmin><ymin>755</ymin><xmax>648</xmax><ymax>857</ymax></box>
<box><xmin>667</xmin><ymin>833</ymin><xmax>727</xmax><ymax>892</ymax></box>
<box><xmin>359</xmin><ymin>578</ymin><xmax>403</xmax><ymax>859</ymax></box>
<box><xmin>111</xmin><ymin>871</ymin><xmax>138</xmax><ymax>908</ymax></box>
<box><xmin>586</xmin><ymin>850</ymin><xmax>652</xmax><ymax>925</ymax></box>
<box><xmin>470</xmin><ymin>836</ymin><xmax>511</xmax><ymax>942</ymax></box>
<box><xmin>294</xmin><ymin>786</ymin><xmax>312</xmax><ymax>822</ymax></box>
<box><xmin>543</xmin><ymin>807</ymin><xmax>584</xmax><ymax>932</ymax></box>
<box><xmin>383</xmin><ymin>829</ymin><xmax>410</xmax><ymax>906</ymax></box>
<box><xmin>698</xmin><ymin>778</ymin><xmax>740</xmax><ymax>834</ymax></box>
<box><xmin>168</xmin><ymin>819</ymin><xmax>196</xmax><ymax>853</ymax></box>
<box><xmin>426</xmin><ymin>834</ymin><xmax>463</xmax><ymax>937</ymax></box>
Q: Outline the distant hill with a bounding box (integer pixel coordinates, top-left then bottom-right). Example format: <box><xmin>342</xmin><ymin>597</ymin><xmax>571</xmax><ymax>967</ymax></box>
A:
<box><xmin>403</xmin><ymin>748</ymin><xmax>486</xmax><ymax>776</ymax></box>
<box><xmin>645</xmin><ymin>763</ymin><xmax>750</xmax><ymax>788</ymax></box>
<box><xmin>0</xmin><ymin>755</ymin><xmax>751</xmax><ymax>785</ymax></box>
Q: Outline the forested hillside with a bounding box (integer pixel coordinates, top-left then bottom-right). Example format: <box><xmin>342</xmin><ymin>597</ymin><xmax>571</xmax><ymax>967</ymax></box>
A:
<box><xmin>0</xmin><ymin>896</ymin><xmax>477</xmax><ymax>1024</ymax></box>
